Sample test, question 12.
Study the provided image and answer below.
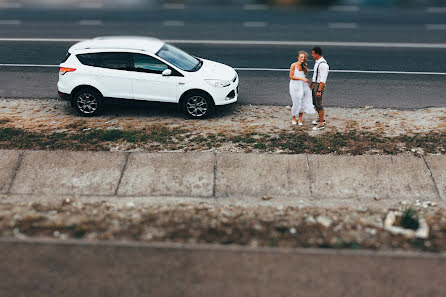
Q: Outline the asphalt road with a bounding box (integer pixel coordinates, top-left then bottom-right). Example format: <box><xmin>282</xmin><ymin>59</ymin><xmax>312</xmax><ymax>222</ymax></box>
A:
<box><xmin>0</xmin><ymin>5</ymin><xmax>445</xmax><ymax>109</ymax></box>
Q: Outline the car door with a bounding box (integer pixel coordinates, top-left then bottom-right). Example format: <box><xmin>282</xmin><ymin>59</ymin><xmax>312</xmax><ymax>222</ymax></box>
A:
<box><xmin>89</xmin><ymin>52</ymin><xmax>133</xmax><ymax>99</ymax></box>
<box><xmin>130</xmin><ymin>53</ymin><xmax>182</xmax><ymax>102</ymax></box>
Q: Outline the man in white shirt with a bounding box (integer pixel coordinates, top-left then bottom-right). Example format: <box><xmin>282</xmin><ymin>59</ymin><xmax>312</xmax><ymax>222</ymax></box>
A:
<box><xmin>310</xmin><ymin>47</ymin><xmax>329</xmax><ymax>130</ymax></box>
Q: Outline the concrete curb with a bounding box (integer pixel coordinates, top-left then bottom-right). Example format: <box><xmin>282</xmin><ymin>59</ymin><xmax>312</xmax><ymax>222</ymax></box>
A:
<box><xmin>0</xmin><ymin>149</ymin><xmax>444</xmax><ymax>201</ymax></box>
<box><xmin>1</xmin><ymin>238</ymin><xmax>445</xmax><ymax>297</ymax></box>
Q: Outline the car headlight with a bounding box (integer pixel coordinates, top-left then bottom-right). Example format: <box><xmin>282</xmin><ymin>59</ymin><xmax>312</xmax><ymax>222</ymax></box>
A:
<box><xmin>205</xmin><ymin>79</ymin><xmax>231</xmax><ymax>88</ymax></box>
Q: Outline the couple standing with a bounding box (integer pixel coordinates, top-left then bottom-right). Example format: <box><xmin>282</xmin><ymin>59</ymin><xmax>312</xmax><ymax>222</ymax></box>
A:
<box><xmin>289</xmin><ymin>47</ymin><xmax>329</xmax><ymax>130</ymax></box>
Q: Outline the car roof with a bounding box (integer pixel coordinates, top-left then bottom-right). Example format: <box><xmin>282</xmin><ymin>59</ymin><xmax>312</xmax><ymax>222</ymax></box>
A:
<box><xmin>68</xmin><ymin>36</ymin><xmax>165</xmax><ymax>54</ymax></box>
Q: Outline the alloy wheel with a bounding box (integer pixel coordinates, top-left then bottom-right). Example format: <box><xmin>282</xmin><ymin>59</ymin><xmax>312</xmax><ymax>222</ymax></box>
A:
<box><xmin>77</xmin><ymin>93</ymin><xmax>98</xmax><ymax>114</ymax></box>
<box><xmin>186</xmin><ymin>95</ymin><xmax>208</xmax><ymax>117</ymax></box>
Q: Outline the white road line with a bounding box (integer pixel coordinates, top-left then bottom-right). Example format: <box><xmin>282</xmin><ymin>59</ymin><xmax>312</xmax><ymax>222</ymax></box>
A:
<box><xmin>0</xmin><ymin>64</ymin><xmax>57</xmax><ymax>67</ymax></box>
<box><xmin>243</xmin><ymin>21</ymin><xmax>268</xmax><ymax>28</ymax></box>
<box><xmin>329</xmin><ymin>5</ymin><xmax>360</xmax><ymax>12</ymax></box>
<box><xmin>425</xmin><ymin>24</ymin><xmax>446</xmax><ymax>30</ymax></box>
<box><xmin>0</xmin><ymin>20</ymin><xmax>21</xmax><ymax>25</ymax></box>
<box><xmin>80</xmin><ymin>2</ymin><xmax>103</xmax><ymax>9</ymax></box>
<box><xmin>162</xmin><ymin>21</ymin><xmax>185</xmax><ymax>27</ymax></box>
<box><xmin>243</xmin><ymin>4</ymin><xmax>269</xmax><ymax>10</ymax></box>
<box><xmin>163</xmin><ymin>3</ymin><xmax>185</xmax><ymax>9</ymax></box>
<box><xmin>79</xmin><ymin>20</ymin><xmax>103</xmax><ymax>26</ymax></box>
<box><xmin>1</xmin><ymin>38</ymin><xmax>446</xmax><ymax>49</ymax></box>
<box><xmin>235</xmin><ymin>68</ymin><xmax>446</xmax><ymax>75</ymax></box>
<box><xmin>426</xmin><ymin>7</ymin><xmax>446</xmax><ymax>13</ymax></box>
<box><xmin>1</xmin><ymin>64</ymin><xmax>445</xmax><ymax>76</ymax></box>
<box><xmin>0</xmin><ymin>2</ymin><xmax>22</xmax><ymax>8</ymax></box>
<box><xmin>328</xmin><ymin>22</ymin><xmax>358</xmax><ymax>29</ymax></box>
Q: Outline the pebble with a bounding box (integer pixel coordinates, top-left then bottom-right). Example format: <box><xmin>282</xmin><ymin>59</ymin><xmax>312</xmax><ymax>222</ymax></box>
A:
<box><xmin>316</xmin><ymin>215</ymin><xmax>332</xmax><ymax>227</ymax></box>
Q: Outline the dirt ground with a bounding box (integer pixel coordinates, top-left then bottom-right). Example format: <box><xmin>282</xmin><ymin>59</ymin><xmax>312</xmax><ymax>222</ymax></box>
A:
<box><xmin>1</xmin><ymin>98</ymin><xmax>446</xmax><ymax>136</ymax></box>
<box><xmin>0</xmin><ymin>196</ymin><xmax>444</xmax><ymax>252</ymax></box>
<box><xmin>0</xmin><ymin>98</ymin><xmax>445</xmax><ymax>154</ymax></box>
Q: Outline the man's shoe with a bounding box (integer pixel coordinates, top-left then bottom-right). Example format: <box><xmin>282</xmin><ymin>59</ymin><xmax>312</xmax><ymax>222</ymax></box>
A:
<box><xmin>312</xmin><ymin>120</ymin><xmax>326</xmax><ymax>125</ymax></box>
<box><xmin>312</xmin><ymin>124</ymin><xmax>325</xmax><ymax>131</ymax></box>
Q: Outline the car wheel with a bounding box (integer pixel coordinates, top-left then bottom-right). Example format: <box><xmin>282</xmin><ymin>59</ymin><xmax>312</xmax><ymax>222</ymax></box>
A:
<box><xmin>182</xmin><ymin>92</ymin><xmax>214</xmax><ymax>119</ymax></box>
<box><xmin>73</xmin><ymin>88</ymin><xmax>103</xmax><ymax>117</ymax></box>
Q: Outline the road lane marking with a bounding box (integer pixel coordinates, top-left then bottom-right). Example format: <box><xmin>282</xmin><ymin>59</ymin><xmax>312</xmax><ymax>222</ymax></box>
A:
<box><xmin>80</xmin><ymin>2</ymin><xmax>103</xmax><ymax>9</ymax></box>
<box><xmin>1</xmin><ymin>64</ymin><xmax>445</xmax><ymax>76</ymax></box>
<box><xmin>0</xmin><ymin>20</ymin><xmax>21</xmax><ymax>25</ymax></box>
<box><xmin>1</xmin><ymin>38</ymin><xmax>446</xmax><ymax>49</ymax></box>
<box><xmin>162</xmin><ymin>21</ymin><xmax>185</xmax><ymax>27</ymax></box>
<box><xmin>426</xmin><ymin>24</ymin><xmax>446</xmax><ymax>30</ymax></box>
<box><xmin>329</xmin><ymin>5</ymin><xmax>360</xmax><ymax>12</ymax></box>
<box><xmin>426</xmin><ymin>7</ymin><xmax>446</xmax><ymax>13</ymax></box>
<box><xmin>243</xmin><ymin>4</ymin><xmax>269</xmax><ymax>10</ymax></box>
<box><xmin>0</xmin><ymin>64</ymin><xmax>57</xmax><ymax>67</ymax></box>
<box><xmin>243</xmin><ymin>21</ymin><xmax>268</xmax><ymax>27</ymax></box>
<box><xmin>328</xmin><ymin>22</ymin><xmax>358</xmax><ymax>29</ymax></box>
<box><xmin>79</xmin><ymin>20</ymin><xmax>103</xmax><ymax>26</ymax></box>
<box><xmin>0</xmin><ymin>2</ymin><xmax>22</xmax><ymax>8</ymax></box>
<box><xmin>235</xmin><ymin>68</ymin><xmax>446</xmax><ymax>75</ymax></box>
<box><xmin>163</xmin><ymin>3</ymin><xmax>185</xmax><ymax>9</ymax></box>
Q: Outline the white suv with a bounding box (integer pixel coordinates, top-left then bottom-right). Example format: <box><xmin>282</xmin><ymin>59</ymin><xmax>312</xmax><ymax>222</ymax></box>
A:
<box><xmin>58</xmin><ymin>36</ymin><xmax>239</xmax><ymax>118</ymax></box>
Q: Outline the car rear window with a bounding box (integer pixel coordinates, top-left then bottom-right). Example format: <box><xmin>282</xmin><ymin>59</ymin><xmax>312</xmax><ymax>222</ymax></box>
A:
<box><xmin>77</xmin><ymin>53</ymin><xmax>100</xmax><ymax>66</ymax></box>
<box><xmin>77</xmin><ymin>52</ymin><xmax>132</xmax><ymax>71</ymax></box>
<box><xmin>98</xmin><ymin>52</ymin><xmax>132</xmax><ymax>70</ymax></box>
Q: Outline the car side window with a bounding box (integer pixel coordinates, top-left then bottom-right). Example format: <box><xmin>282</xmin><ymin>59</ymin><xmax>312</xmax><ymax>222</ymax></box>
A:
<box><xmin>97</xmin><ymin>52</ymin><xmax>132</xmax><ymax>70</ymax></box>
<box><xmin>132</xmin><ymin>54</ymin><xmax>168</xmax><ymax>74</ymax></box>
<box><xmin>77</xmin><ymin>53</ymin><xmax>100</xmax><ymax>67</ymax></box>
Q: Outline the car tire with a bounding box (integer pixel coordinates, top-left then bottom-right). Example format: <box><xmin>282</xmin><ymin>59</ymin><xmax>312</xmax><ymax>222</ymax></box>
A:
<box><xmin>72</xmin><ymin>88</ymin><xmax>103</xmax><ymax>117</ymax></box>
<box><xmin>181</xmin><ymin>91</ymin><xmax>214</xmax><ymax>119</ymax></box>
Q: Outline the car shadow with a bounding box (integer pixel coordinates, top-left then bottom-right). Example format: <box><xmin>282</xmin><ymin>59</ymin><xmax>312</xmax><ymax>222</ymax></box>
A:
<box><xmin>65</xmin><ymin>99</ymin><xmax>239</xmax><ymax>120</ymax></box>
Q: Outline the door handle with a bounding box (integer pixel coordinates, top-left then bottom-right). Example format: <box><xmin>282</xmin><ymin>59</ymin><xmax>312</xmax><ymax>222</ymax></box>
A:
<box><xmin>179</xmin><ymin>82</ymin><xmax>185</xmax><ymax>85</ymax></box>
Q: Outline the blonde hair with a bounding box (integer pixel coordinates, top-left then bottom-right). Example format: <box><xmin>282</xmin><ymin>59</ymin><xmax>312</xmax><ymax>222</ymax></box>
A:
<box><xmin>297</xmin><ymin>51</ymin><xmax>309</xmax><ymax>75</ymax></box>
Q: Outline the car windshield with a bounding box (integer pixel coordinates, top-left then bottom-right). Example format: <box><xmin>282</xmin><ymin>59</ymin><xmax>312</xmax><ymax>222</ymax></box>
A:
<box><xmin>156</xmin><ymin>44</ymin><xmax>201</xmax><ymax>72</ymax></box>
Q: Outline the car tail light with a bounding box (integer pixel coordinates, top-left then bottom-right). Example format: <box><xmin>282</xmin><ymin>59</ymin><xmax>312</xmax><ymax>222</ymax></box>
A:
<box><xmin>59</xmin><ymin>67</ymin><xmax>76</xmax><ymax>75</ymax></box>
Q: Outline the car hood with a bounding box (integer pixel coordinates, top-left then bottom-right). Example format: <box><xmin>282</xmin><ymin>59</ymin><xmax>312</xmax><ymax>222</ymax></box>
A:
<box><xmin>195</xmin><ymin>59</ymin><xmax>237</xmax><ymax>81</ymax></box>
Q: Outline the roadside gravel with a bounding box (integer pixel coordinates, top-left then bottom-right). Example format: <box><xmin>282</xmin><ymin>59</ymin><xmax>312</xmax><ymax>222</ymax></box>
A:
<box><xmin>1</xmin><ymin>197</ymin><xmax>445</xmax><ymax>252</ymax></box>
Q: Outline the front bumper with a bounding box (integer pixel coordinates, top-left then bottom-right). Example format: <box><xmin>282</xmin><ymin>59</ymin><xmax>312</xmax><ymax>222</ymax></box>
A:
<box><xmin>213</xmin><ymin>78</ymin><xmax>239</xmax><ymax>106</ymax></box>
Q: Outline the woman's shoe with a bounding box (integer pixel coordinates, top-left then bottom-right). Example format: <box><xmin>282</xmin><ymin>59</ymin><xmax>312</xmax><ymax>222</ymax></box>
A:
<box><xmin>298</xmin><ymin>122</ymin><xmax>303</xmax><ymax>126</ymax></box>
<box><xmin>292</xmin><ymin>120</ymin><xmax>297</xmax><ymax>125</ymax></box>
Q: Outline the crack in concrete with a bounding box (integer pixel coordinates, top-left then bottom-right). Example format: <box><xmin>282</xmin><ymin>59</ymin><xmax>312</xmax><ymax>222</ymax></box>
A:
<box><xmin>305</xmin><ymin>154</ymin><xmax>313</xmax><ymax>198</ymax></box>
<box><xmin>114</xmin><ymin>152</ymin><xmax>130</xmax><ymax>196</ymax></box>
<box><xmin>422</xmin><ymin>156</ymin><xmax>442</xmax><ymax>200</ymax></box>
<box><xmin>6</xmin><ymin>151</ymin><xmax>24</xmax><ymax>194</ymax></box>
<box><xmin>212</xmin><ymin>151</ymin><xmax>217</xmax><ymax>198</ymax></box>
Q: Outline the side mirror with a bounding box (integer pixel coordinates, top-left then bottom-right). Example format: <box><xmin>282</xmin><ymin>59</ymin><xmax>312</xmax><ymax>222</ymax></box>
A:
<box><xmin>162</xmin><ymin>69</ymin><xmax>172</xmax><ymax>76</ymax></box>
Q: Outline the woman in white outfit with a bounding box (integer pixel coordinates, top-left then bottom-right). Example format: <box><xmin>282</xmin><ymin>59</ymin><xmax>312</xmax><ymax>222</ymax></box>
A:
<box><xmin>289</xmin><ymin>51</ymin><xmax>315</xmax><ymax>125</ymax></box>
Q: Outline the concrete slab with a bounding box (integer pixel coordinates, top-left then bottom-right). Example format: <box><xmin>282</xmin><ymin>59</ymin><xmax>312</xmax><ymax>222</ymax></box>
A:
<box><xmin>10</xmin><ymin>151</ymin><xmax>126</xmax><ymax>195</ymax></box>
<box><xmin>308</xmin><ymin>155</ymin><xmax>438</xmax><ymax>200</ymax></box>
<box><xmin>215</xmin><ymin>153</ymin><xmax>310</xmax><ymax>198</ymax></box>
<box><xmin>117</xmin><ymin>152</ymin><xmax>214</xmax><ymax>197</ymax></box>
<box><xmin>0</xmin><ymin>150</ymin><xmax>21</xmax><ymax>193</ymax></box>
<box><xmin>425</xmin><ymin>156</ymin><xmax>446</xmax><ymax>200</ymax></box>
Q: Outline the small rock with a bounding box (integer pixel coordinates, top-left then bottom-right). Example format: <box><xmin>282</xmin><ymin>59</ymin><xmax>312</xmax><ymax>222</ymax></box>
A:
<box><xmin>262</xmin><ymin>196</ymin><xmax>272</xmax><ymax>201</ymax></box>
<box><xmin>290</xmin><ymin>227</ymin><xmax>296</xmax><ymax>234</ymax></box>
<box><xmin>316</xmin><ymin>215</ymin><xmax>332</xmax><ymax>227</ymax></box>
<box><xmin>125</xmin><ymin>201</ymin><xmax>135</xmax><ymax>209</ymax></box>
